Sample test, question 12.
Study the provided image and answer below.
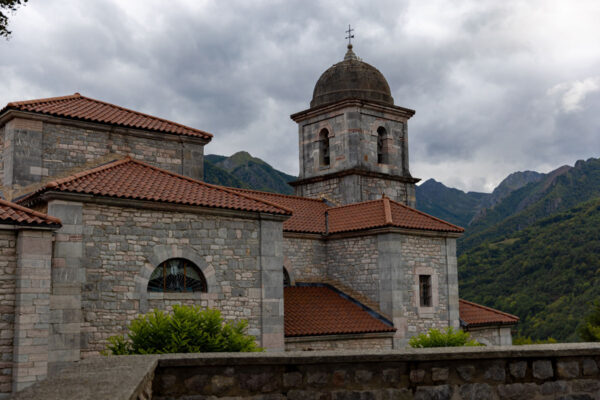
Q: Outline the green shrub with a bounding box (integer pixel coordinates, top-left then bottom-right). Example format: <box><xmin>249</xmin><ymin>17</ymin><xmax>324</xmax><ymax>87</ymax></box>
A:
<box><xmin>578</xmin><ymin>301</ymin><xmax>600</xmax><ymax>342</ymax></box>
<box><xmin>104</xmin><ymin>305</ymin><xmax>262</xmax><ymax>355</ymax></box>
<box><xmin>409</xmin><ymin>327</ymin><xmax>482</xmax><ymax>348</ymax></box>
<box><xmin>512</xmin><ymin>335</ymin><xmax>557</xmax><ymax>345</ymax></box>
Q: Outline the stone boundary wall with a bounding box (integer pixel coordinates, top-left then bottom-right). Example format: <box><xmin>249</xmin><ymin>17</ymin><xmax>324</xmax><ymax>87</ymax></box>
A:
<box><xmin>9</xmin><ymin>343</ymin><xmax>600</xmax><ymax>399</ymax></box>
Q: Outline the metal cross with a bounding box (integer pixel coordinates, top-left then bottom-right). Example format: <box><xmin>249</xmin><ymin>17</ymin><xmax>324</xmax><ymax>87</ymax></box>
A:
<box><xmin>345</xmin><ymin>24</ymin><xmax>354</xmax><ymax>45</ymax></box>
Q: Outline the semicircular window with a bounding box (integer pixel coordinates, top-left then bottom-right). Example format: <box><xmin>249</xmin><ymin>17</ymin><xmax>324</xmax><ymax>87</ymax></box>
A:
<box><xmin>147</xmin><ymin>258</ymin><xmax>207</xmax><ymax>293</ymax></box>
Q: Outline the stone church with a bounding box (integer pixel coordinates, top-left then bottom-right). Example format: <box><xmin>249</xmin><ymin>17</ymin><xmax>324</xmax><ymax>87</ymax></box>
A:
<box><xmin>0</xmin><ymin>44</ymin><xmax>517</xmax><ymax>394</ymax></box>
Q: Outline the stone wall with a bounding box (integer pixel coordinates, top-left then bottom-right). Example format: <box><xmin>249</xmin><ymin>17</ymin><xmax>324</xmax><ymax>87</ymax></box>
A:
<box><xmin>11</xmin><ymin>230</ymin><xmax>53</xmax><ymax>392</ymax></box>
<box><xmin>295</xmin><ymin>173</ymin><xmax>415</xmax><ymax>207</ymax></box>
<box><xmin>76</xmin><ymin>202</ymin><xmax>274</xmax><ymax>357</ymax></box>
<box><xmin>13</xmin><ymin>344</ymin><xmax>600</xmax><ymax>400</ymax></box>
<box><xmin>283</xmin><ymin>236</ymin><xmax>327</xmax><ymax>282</ymax></box>
<box><xmin>376</xmin><ymin>233</ymin><xmax>459</xmax><ymax>348</ymax></box>
<box><xmin>295</xmin><ymin>105</ymin><xmax>410</xmax><ymax>180</ymax></box>
<box><xmin>1</xmin><ymin>117</ymin><xmax>206</xmax><ymax>195</ymax></box>
<box><xmin>284</xmin><ymin>335</ymin><xmax>393</xmax><ymax>351</ymax></box>
<box><xmin>153</xmin><ymin>344</ymin><xmax>600</xmax><ymax>399</ymax></box>
<box><xmin>326</xmin><ymin>235</ymin><xmax>379</xmax><ymax>306</ymax></box>
<box><xmin>469</xmin><ymin>326</ymin><xmax>514</xmax><ymax>347</ymax></box>
<box><xmin>292</xmin><ymin>102</ymin><xmax>418</xmax><ymax>207</ymax></box>
<box><xmin>0</xmin><ymin>230</ymin><xmax>16</xmax><ymax>396</ymax></box>
<box><xmin>395</xmin><ymin>235</ymin><xmax>456</xmax><ymax>344</ymax></box>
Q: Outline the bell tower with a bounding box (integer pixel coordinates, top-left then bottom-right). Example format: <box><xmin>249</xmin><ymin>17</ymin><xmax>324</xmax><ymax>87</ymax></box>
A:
<box><xmin>289</xmin><ymin>43</ymin><xmax>419</xmax><ymax>206</ymax></box>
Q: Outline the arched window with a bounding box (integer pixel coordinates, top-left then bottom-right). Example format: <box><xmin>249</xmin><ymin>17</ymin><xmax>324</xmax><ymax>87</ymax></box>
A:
<box><xmin>319</xmin><ymin>128</ymin><xmax>330</xmax><ymax>166</ymax></box>
<box><xmin>377</xmin><ymin>126</ymin><xmax>389</xmax><ymax>164</ymax></box>
<box><xmin>147</xmin><ymin>258</ymin><xmax>207</xmax><ymax>293</ymax></box>
<box><xmin>283</xmin><ymin>267</ymin><xmax>291</xmax><ymax>287</ymax></box>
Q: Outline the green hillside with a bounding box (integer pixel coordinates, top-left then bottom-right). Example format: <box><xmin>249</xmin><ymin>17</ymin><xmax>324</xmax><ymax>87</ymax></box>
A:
<box><xmin>459</xmin><ymin>159</ymin><xmax>600</xmax><ymax>254</ymax></box>
<box><xmin>416</xmin><ymin>179</ymin><xmax>488</xmax><ymax>227</ymax></box>
<box><xmin>203</xmin><ymin>151</ymin><xmax>296</xmax><ymax>194</ymax></box>
<box><xmin>459</xmin><ymin>197</ymin><xmax>600</xmax><ymax>341</ymax></box>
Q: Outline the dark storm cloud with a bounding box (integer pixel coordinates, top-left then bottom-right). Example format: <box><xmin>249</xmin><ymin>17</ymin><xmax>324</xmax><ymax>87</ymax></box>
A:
<box><xmin>1</xmin><ymin>0</ymin><xmax>599</xmax><ymax>191</ymax></box>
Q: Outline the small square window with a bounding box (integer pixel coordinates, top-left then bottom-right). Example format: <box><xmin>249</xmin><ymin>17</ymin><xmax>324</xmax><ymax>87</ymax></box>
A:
<box><xmin>419</xmin><ymin>275</ymin><xmax>432</xmax><ymax>307</ymax></box>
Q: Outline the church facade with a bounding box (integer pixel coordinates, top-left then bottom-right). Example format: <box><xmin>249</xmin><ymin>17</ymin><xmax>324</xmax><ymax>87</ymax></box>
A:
<box><xmin>0</xmin><ymin>45</ymin><xmax>517</xmax><ymax>395</ymax></box>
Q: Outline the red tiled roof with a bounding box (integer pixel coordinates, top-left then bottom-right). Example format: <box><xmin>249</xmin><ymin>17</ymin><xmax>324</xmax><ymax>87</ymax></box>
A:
<box><xmin>284</xmin><ymin>285</ymin><xmax>395</xmax><ymax>337</ymax></box>
<box><xmin>231</xmin><ymin>191</ymin><xmax>462</xmax><ymax>235</ymax></box>
<box><xmin>1</xmin><ymin>93</ymin><xmax>212</xmax><ymax>139</ymax></box>
<box><xmin>231</xmin><ymin>189</ymin><xmax>328</xmax><ymax>233</ymax></box>
<box><xmin>0</xmin><ymin>199</ymin><xmax>61</xmax><ymax>227</ymax></box>
<box><xmin>328</xmin><ymin>196</ymin><xmax>463</xmax><ymax>234</ymax></box>
<box><xmin>18</xmin><ymin>158</ymin><xmax>292</xmax><ymax>216</ymax></box>
<box><xmin>459</xmin><ymin>299</ymin><xmax>519</xmax><ymax>327</ymax></box>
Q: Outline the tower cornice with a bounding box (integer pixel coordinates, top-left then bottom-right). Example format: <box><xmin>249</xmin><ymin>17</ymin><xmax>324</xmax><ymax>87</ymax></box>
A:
<box><xmin>290</xmin><ymin>98</ymin><xmax>415</xmax><ymax>123</ymax></box>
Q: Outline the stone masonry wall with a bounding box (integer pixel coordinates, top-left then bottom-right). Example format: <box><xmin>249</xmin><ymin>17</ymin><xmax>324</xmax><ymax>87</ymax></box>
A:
<box><xmin>79</xmin><ymin>203</ymin><xmax>267</xmax><ymax>357</ymax></box>
<box><xmin>396</xmin><ymin>235</ymin><xmax>452</xmax><ymax>343</ymax></box>
<box><xmin>150</xmin><ymin>345</ymin><xmax>600</xmax><ymax>399</ymax></box>
<box><xmin>297</xmin><ymin>106</ymin><xmax>409</xmax><ymax>180</ymax></box>
<box><xmin>296</xmin><ymin>174</ymin><xmax>415</xmax><ymax>207</ymax></box>
<box><xmin>283</xmin><ymin>237</ymin><xmax>327</xmax><ymax>282</ymax></box>
<box><xmin>12</xmin><ymin>344</ymin><xmax>600</xmax><ymax>400</ymax></box>
<box><xmin>284</xmin><ymin>336</ymin><xmax>393</xmax><ymax>352</ymax></box>
<box><xmin>469</xmin><ymin>326</ymin><xmax>514</xmax><ymax>347</ymax></box>
<box><xmin>0</xmin><ymin>230</ymin><xmax>16</xmax><ymax>396</ymax></box>
<box><xmin>2</xmin><ymin>118</ymin><xmax>205</xmax><ymax>194</ymax></box>
<box><xmin>326</xmin><ymin>236</ymin><xmax>379</xmax><ymax>306</ymax></box>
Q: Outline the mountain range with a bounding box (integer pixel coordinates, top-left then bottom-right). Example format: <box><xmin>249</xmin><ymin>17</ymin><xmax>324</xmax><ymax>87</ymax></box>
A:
<box><xmin>417</xmin><ymin>157</ymin><xmax>600</xmax><ymax>341</ymax></box>
<box><xmin>203</xmin><ymin>151</ymin><xmax>296</xmax><ymax>195</ymax></box>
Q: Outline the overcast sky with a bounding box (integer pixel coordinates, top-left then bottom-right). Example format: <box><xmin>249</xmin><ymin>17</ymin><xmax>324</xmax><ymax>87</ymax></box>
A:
<box><xmin>1</xmin><ymin>0</ymin><xmax>599</xmax><ymax>192</ymax></box>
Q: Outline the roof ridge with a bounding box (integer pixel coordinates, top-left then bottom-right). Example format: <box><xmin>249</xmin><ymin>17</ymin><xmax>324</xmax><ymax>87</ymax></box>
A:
<box><xmin>6</xmin><ymin>93</ymin><xmax>81</xmax><ymax>107</ymax></box>
<box><xmin>19</xmin><ymin>157</ymin><xmax>293</xmax><ymax>215</ymax></box>
<box><xmin>75</xmin><ymin>94</ymin><xmax>213</xmax><ymax>137</ymax></box>
<box><xmin>232</xmin><ymin>188</ymin><xmax>330</xmax><ymax>204</ymax></box>
<box><xmin>0</xmin><ymin>198</ymin><xmax>61</xmax><ymax>225</ymax></box>
<box><xmin>459</xmin><ymin>299</ymin><xmax>520</xmax><ymax>320</ymax></box>
<box><xmin>79</xmin><ymin>157</ymin><xmax>293</xmax><ymax>214</ymax></box>
<box><xmin>329</xmin><ymin>197</ymin><xmax>384</xmax><ymax>211</ymax></box>
<box><xmin>382</xmin><ymin>196</ymin><xmax>392</xmax><ymax>225</ymax></box>
<box><xmin>125</xmin><ymin>160</ymin><xmax>293</xmax><ymax>214</ymax></box>
<box><xmin>45</xmin><ymin>156</ymin><xmax>134</xmax><ymax>189</ymax></box>
<box><xmin>388</xmin><ymin>198</ymin><xmax>464</xmax><ymax>232</ymax></box>
<box><xmin>3</xmin><ymin>93</ymin><xmax>213</xmax><ymax>138</ymax></box>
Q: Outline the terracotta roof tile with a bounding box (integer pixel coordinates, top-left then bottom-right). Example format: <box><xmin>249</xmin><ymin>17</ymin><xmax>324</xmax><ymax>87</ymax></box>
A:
<box><xmin>2</xmin><ymin>93</ymin><xmax>212</xmax><ymax>139</ymax></box>
<box><xmin>0</xmin><ymin>199</ymin><xmax>61</xmax><ymax>227</ymax></box>
<box><xmin>328</xmin><ymin>196</ymin><xmax>464</xmax><ymax>234</ymax></box>
<box><xmin>459</xmin><ymin>299</ymin><xmax>519</xmax><ymax>327</ymax></box>
<box><xmin>231</xmin><ymin>191</ymin><xmax>462</xmax><ymax>235</ymax></box>
<box><xmin>284</xmin><ymin>285</ymin><xmax>395</xmax><ymax>337</ymax></box>
<box><xmin>18</xmin><ymin>158</ymin><xmax>291</xmax><ymax>216</ymax></box>
<box><xmin>231</xmin><ymin>189</ymin><xmax>328</xmax><ymax>233</ymax></box>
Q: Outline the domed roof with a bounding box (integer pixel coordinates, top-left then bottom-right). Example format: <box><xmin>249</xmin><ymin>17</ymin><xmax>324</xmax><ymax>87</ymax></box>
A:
<box><xmin>310</xmin><ymin>45</ymin><xmax>394</xmax><ymax>108</ymax></box>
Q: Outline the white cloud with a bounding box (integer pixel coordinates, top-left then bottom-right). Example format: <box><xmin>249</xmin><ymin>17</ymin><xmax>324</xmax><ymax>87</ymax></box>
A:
<box><xmin>548</xmin><ymin>78</ymin><xmax>600</xmax><ymax>113</ymax></box>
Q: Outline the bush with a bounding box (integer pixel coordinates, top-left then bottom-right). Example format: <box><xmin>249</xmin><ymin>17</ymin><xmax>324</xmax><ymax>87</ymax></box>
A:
<box><xmin>409</xmin><ymin>327</ymin><xmax>482</xmax><ymax>348</ymax></box>
<box><xmin>104</xmin><ymin>305</ymin><xmax>262</xmax><ymax>355</ymax></box>
<box><xmin>578</xmin><ymin>301</ymin><xmax>600</xmax><ymax>342</ymax></box>
<box><xmin>512</xmin><ymin>335</ymin><xmax>557</xmax><ymax>345</ymax></box>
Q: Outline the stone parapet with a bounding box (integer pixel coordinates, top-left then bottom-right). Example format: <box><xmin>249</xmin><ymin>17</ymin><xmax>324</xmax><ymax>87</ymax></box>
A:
<box><xmin>9</xmin><ymin>344</ymin><xmax>600</xmax><ymax>399</ymax></box>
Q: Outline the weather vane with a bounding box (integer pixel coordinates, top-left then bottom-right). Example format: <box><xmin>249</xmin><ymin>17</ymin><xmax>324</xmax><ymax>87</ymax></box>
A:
<box><xmin>345</xmin><ymin>24</ymin><xmax>354</xmax><ymax>46</ymax></box>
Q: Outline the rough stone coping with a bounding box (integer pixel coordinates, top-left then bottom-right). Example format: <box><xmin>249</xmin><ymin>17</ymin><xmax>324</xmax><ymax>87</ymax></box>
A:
<box><xmin>157</xmin><ymin>343</ymin><xmax>600</xmax><ymax>367</ymax></box>
<box><xmin>10</xmin><ymin>343</ymin><xmax>600</xmax><ymax>399</ymax></box>
<box><xmin>9</xmin><ymin>355</ymin><xmax>159</xmax><ymax>400</ymax></box>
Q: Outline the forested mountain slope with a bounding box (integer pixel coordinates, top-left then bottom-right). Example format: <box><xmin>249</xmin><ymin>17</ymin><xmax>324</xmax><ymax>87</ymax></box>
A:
<box><xmin>459</xmin><ymin>198</ymin><xmax>600</xmax><ymax>341</ymax></box>
<box><xmin>204</xmin><ymin>151</ymin><xmax>296</xmax><ymax>194</ymax></box>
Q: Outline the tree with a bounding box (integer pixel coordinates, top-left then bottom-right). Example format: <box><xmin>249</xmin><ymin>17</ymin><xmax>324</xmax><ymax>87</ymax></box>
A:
<box><xmin>104</xmin><ymin>305</ymin><xmax>262</xmax><ymax>355</ymax></box>
<box><xmin>1</xmin><ymin>0</ymin><xmax>28</xmax><ymax>39</ymax></box>
<box><xmin>578</xmin><ymin>301</ymin><xmax>600</xmax><ymax>342</ymax></box>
